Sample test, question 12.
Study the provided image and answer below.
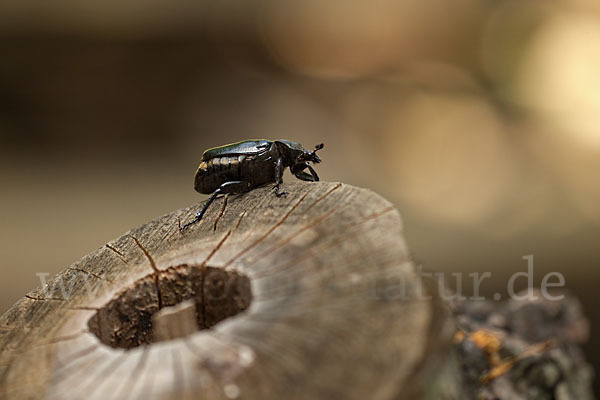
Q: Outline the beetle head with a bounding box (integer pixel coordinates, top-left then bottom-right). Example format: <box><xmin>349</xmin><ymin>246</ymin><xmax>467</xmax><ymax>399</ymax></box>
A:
<box><xmin>275</xmin><ymin>140</ymin><xmax>324</xmax><ymax>165</ymax></box>
<box><xmin>285</xmin><ymin>142</ymin><xmax>323</xmax><ymax>182</ymax></box>
<box><xmin>298</xmin><ymin>143</ymin><xmax>324</xmax><ymax>164</ymax></box>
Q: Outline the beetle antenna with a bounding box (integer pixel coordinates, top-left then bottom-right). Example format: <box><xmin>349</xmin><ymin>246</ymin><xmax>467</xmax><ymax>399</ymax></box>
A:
<box><xmin>305</xmin><ymin>143</ymin><xmax>324</xmax><ymax>163</ymax></box>
<box><xmin>310</xmin><ymin>143</ymin><xmax>324</xmax><ymax>157</ymax></box>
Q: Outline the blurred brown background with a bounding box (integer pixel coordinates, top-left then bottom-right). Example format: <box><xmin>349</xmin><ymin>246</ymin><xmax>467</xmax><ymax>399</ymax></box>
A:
<box><xmin>0</xmin><ymin>0</ymin><xmax>598</xmax><ymax>391</ymax></box>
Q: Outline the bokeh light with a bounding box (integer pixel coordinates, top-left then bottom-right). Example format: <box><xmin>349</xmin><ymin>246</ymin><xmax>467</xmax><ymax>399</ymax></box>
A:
<box><xmin>260</xmin><ymin>0</ymin><xmax>485</xmax><ymax>79</ymax></box>
<box><xmin>379</xmin><ymin>92</ymin><xmax>513</xmax><ymax>224</ymax></box>
<box><xmin>515</xmin><ymin>12</ymin><xmax>600</xmax><ymax>148</ymax></box>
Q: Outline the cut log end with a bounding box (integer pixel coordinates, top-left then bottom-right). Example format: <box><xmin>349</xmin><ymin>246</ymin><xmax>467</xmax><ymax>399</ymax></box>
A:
<box><xmin>0</xmin><ymin>182</ymin><xmax>593</xmax><ymax>400</ymax></box>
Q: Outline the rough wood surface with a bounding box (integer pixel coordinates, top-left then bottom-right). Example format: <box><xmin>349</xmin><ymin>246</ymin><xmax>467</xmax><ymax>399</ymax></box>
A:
<box><xmin>0</xmin><ymin>182</ymin><xmax>451</xmax><ymax>400</ymax></box>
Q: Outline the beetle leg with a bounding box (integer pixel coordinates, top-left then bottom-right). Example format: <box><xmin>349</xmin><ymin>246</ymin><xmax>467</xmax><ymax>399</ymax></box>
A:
<box><xmin>291</xmin><ymin>162</ymin><xmax>319</xmax><ymax>182</ymax></box>
<box><xmin>293</xmin><ymin>170</ymin><xmax>314</xmax><ymax>181</ymax></box>
<box><xmin>306</xmin><ymin>165</ymin><xmax>320</xmax><ymax>181</ymax></box>
<box><xmin>273</xmin><ymin>157</ymin><xmax>287</xmax><ymax>197</ymax></box>
<box><xmin>181</xmin><ymin>181</ymin><xmax>251</xmax><ymax>232</ymax></box>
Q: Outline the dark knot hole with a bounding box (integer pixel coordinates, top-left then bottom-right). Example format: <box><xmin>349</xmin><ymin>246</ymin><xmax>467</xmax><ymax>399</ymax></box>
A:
<box><xmin>88</xmin><ymin>265</ymin><xmax>252</xmax><ymax>349</ymax></box>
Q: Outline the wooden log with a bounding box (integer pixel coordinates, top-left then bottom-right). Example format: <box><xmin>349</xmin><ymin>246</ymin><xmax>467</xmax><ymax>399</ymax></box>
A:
<box><xmin>0</xmin><ymin>182</ymin><xmax>453</xmax><ymax>400</ymax></box>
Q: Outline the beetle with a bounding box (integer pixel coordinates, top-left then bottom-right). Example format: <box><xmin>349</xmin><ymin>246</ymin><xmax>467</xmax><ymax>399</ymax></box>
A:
<box><xmin>180</xmin><ymin>139</ymin><xmax>324</xmax><ymax>231</ymax></box>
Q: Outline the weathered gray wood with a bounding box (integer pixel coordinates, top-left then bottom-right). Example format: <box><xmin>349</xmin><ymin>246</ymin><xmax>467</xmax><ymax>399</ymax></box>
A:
<box><xmin>0</xmin><ymin>182</ymin><xmax>451</xmax><ymax>400</ymax></box>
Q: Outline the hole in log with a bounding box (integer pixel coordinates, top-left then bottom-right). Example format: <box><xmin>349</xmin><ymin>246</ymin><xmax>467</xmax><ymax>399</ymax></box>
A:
<box><xmin>88</xmin><ymin>265</ymin><xmax>252</xmax><ymax>349</ymax></box>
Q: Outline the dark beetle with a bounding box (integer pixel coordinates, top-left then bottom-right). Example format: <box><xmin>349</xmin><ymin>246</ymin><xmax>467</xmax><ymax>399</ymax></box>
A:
<box><xmin>180</xmin><ymin>139</ymin><xmax>324</xmax><ymax>231</ymax></box>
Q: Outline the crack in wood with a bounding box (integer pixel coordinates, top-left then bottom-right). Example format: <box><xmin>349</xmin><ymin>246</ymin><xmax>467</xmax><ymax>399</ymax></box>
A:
<box><xmin>251</xmin><ymin>185</ymin><xmax>343</xmax><ymax>260</ymax></box>
<box><xmin>356</xmin><ymin>206</ymin><xmax>395</xmax><ymax>224</ymax></box>
<box><xmin>306</xmin><ymin>183</ymin><xmax>342</xmax><ymax>209</ymax></box>
<box><xmin>223</xmin><ymin>189</ymin><xmax>313</xmax><ymax>268</ymax></box>
<box><xmin>213</xmin><ymin>195</ymin><xmax>229</xmax><ymax>232</ymax></box>
<box><xmin>0</xmin><ymin>326</ymin><xmax>19</xmax><ymax>331</ymax></box>
<box><xmin>105</xmin><ymin>244</ymin><xmax>125</xmax><ymax>258</ymax></box>
<box><xmin>252</xmin><ymin>206</ymin><xmax>395</xmax><ymax>280</ymax></box>
<box><xmin>161</xmin><ymin>221</ymin><xmax>182</xmax><ymax>244</ymax></box>
<box><xmin>130</xmin><ymin>236</ymin><xmax>159</xmax><ymax>274</ymax></box>
<box><xmin>160</xmin><ymin>229</ymin><xmax>172</xmax><ymax>243</ymax></box>
<box><xmin>105</xmin><ymin>244</ymin><xmax>128</xmax><ymax>265</ymax></box>
<box><xmin>24</xmin><ymin>295</ymin><xmax>66</xmax><ymax>302</ymax></box>
<box><xmin>235</xmin><ymin>210</ymin><xmax>247</xmax><ymax>230</ymax></box>
<box><xmin>255</xmin><ymin>208</ymin><xmax>338</xmax><ymax>260</ymax></box>
<box><xmin>131</xmin><ymin>236</ymin><xmax>163</xmax><ymax>310</ymax></box>
<box><xmin>67</xmin><ymin>267</ymin><xmax>113</xmax><ymax>283</ymax></box>
<box><xmin>200</xmin><ymin>230</ymin><xmax>232</xmax><ymax>268</ymax></box>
